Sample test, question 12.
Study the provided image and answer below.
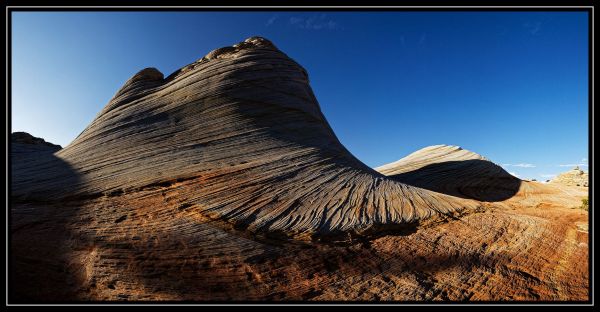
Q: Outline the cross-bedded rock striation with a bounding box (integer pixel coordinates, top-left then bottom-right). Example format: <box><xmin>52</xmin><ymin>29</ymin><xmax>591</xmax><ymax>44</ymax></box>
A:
<box><xmin>11</xmin><ymin>37</ymin><xmax>482</xmax><ymax>238</ymax></box>
<box><xmin>10</xmin><ymin>37</ymin><xmax>589</xmax><ymax>302</ymax></box>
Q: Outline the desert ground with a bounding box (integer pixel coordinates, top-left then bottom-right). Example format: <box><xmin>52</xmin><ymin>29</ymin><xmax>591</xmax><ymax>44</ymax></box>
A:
<box><xmin>10</xmin><ymin>37</ymin><xmax>589</xmax><ymax>302</ymax></box>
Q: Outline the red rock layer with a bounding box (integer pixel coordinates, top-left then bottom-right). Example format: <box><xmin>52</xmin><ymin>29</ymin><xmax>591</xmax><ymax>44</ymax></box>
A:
<box><xmin>10</xmin><ymin>37</ymin><xmax>589</xmax><ymax>302</ymax></box>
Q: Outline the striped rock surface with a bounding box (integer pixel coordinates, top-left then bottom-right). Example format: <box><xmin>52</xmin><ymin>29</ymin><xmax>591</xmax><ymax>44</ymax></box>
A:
<box><xmin>10</xmin><ymin>197</ymin><xmax>589</xmax><ymax>301</ymax></box>
<box><xmin>375</xmin><ymin>145</ymin><xmax>521</xmax><ymax>201</ymax></box>
<box><xmin>10</xmin><ymin>37</ymin><xmax>589</xmax><ymax>302</ymax></box>
<box><xmin>11</xmin><ymin>37</ymin><xmax>482</xmax><ymax>238</ymax></box>
<box><xmin>375</xmin><ymin>144</ymin><xmax>588</xmax><ymax>208</ymax></box>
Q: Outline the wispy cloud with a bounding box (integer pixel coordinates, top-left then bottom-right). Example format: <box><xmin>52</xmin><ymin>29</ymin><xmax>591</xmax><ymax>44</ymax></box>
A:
<box><xmin>582</xmin><ymin>158</ymin><xmax>588</xmax><ymax>163</ymax></box>
<box><xmin>508</xmin><ymin>172</ymin><xmax>520</xmax><ymax>178</ymax></box>
<box><xmin>288</xmin><ymin>14</ymin><xmax>341</xmax><ymax>30</ymax></box>
<box><xmin>503</xmin><ymin>163</ymin><xmax>536</xmax><ymax>168</ymax></box>
<box><xmin>558</xmin><ymin>164</ymin><xmax>588</xmax><ymax>167</ymax></box>
<box><xmin>524</xmin><ymin>21</ymin><xmax>542</xmax><ymax>35</ymax></box>
<box><xmin>265</xmin><ymin>14</ymin><xmax>279</xmax><ymax>27</ymax></box>
<box><xmin>514</xmin><ymin>163</ymin><xmax>536</xmax><ymax>168</ymax></box>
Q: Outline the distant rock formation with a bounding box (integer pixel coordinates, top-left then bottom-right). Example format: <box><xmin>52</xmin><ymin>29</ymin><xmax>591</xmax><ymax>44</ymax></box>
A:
<box><xmin>551</xmin><ymin>166</ymin><xmax>589</xmax><ymax>187</ymax></box>
<box><xmin>375</xmin><ymin>145</ymin><xmax>586</xmax><ymax>208</ymax></box>
<box><xmin>375</xmin><ymin>145</ymin><xmax>521</xmax><ymax>202</ymax></box>
<box><xmin>11</xmin><ymin>132</ymin><xmax>61</xmax><ymax>152</ymax></box>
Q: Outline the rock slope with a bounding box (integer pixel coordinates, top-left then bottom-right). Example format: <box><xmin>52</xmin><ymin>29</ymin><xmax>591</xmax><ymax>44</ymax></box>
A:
<box><xmin>10</xmin><ymin>37</ymin><xmax>589</xmax><ymax>302</ymax></box>
<box><xmin>11</xmin><ymin>37</ymin><xmax>481</xmax><ymax>238</ymax></box>
<box><xmin>375</xmin><ymin>145</ymin><xmax>588</xmax><ymax>209</ymax></box>
<box><xmin>375</xmin><ymin>145</ymin><xmax>521</xmax><ymax>201</ymax></box>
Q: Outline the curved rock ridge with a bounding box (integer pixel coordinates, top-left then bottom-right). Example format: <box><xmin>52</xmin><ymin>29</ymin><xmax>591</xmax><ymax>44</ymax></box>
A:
<box><xmin>375</xmin><ymin>144</ymin><xmax>488</xmax><ymax>175</ymax></box>
<box><xmin>11</xmin><ymin>37</ymin><xmax>484</xmax><ymax>237</ymax></box>
<box><xmin>10</xmin><ymin>37</ymin><xmax>589</xmax><ymax>302</ymax></box>
<box><xmin>375</xmin><ymin>145</ymin><xmax>521</xmax><ymax>202</ymax></box>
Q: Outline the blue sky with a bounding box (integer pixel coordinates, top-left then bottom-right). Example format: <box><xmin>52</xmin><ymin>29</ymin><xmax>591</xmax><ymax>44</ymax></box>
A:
<box><xmin>11</xmin><ymin>11</ymin><xmax>589</xmax><ymax>180</ymax></box>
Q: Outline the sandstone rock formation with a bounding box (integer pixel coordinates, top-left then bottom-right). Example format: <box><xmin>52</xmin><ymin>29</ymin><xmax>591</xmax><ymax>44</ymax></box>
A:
<box><xmin>10</xmin><ymin>37</ymin><xmax>589</xmax><ymax>302</ymax></box>
<box><xmin>375</xmin><ymin>145</ymin><xmax>521</xmax><ymax>201</ymax></box>
<box><xmin>11</xmin><ymin>37</ymin><xmax>482</xmax><ymax>238</ymax></box>
<box><xmin>551</xmin><ymin>167</ymin><xmax>589</xmax><ymax>187</ymax></box>
<box><xmin>12</xmin><ymin>131</ymin><xmax>61</xmax><ymax>152</ymax></box>
<box><xmin>375</xmin><ymin>145</ymin><xmax>588</xmax><ymax>209</ymax></box>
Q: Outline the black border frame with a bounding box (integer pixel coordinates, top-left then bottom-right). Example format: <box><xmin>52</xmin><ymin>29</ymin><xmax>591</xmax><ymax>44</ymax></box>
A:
<box><xmin>5</xmin><ymin>5</ymin><xmax>594</xmax><ymax>305</ymax></box>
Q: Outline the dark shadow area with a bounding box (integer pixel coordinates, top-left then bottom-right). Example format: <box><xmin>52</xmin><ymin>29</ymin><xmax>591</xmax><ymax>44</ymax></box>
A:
<box><xmin>10</xmin><ymin>139</ymin><xmax>88</xmax><ymax>302</ymax></box>
<box><xmin>385</xmin><ymin>159</ymin><xmax>522</xmax><ymax>202</ymax></box>
<box><xmin>11</xmin><ymin>140</ymin><xmax>81</xmax><ymax>201</ymax></box>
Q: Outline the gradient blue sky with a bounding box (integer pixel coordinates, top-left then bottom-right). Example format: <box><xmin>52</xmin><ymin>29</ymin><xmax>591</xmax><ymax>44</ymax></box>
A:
<box><xmin>11</xmin><ymin>11</ymin><xmax>589</xmax><ymax>180</ymax></box>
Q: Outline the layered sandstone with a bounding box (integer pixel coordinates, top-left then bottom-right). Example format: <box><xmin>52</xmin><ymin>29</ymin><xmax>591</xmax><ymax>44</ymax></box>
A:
<box><xmin>10</xmin><ymin>37</ymin><xmax>589</xmax><ymax>302</ymax></box>
<box><xmin>375</xmin><ymin>145</ymin><xmax>588</xmax><ymax>209</ymax></box>
<box><xmin>11</xmin><ymin>37</ymin><xmax>481</xmax><ymax>237</ymax></box>
<box><xmin>375</xmin><ymin>145</ymin><xmax>520</xmax><ymax>201</ymax></box>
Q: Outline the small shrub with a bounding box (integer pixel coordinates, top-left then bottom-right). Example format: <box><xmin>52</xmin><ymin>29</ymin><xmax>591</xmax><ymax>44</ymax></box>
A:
<box><xmin>581</xmin><ymin>198</ymin><xmax>588</xmax><ymax>211</ymax></box>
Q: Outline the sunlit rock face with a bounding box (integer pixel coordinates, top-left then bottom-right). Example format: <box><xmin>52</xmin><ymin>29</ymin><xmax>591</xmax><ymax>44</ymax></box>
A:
<box><xmin>375</xmin><ymin>145</ymin><xmax>521</xmax><ymax>202</ymax></box>
<box><xmin>10</xmin><ymin>37</ymin><xmax>588</xmax><ymax>302</ymax></box>
<box><xmin>551</xmin><ymin>166</ymin><xmax>589</xmax><ymax>187</ymax></box>
<box><xmin>375</xmin><ymin>144</ymin><xmax>587</xmax><ymax>208</ymax></box>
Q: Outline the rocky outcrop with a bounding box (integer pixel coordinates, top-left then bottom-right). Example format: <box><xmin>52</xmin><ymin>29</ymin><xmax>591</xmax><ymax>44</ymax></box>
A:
<box><xmin>375</xmin><ymin>145</ymin><xmax>587</xmax><ymax>209</ymax></box>
<box><xmin>10</xmin><ymin>37</ymin><xmax>589</xmax><ymax>302</ymax></box>
<box><xmin>375</xmin><ymin>145</ymin><xmax>521</xmax><ymax>201</ymax></box>
<box><xmin>11</xmin><ymin>132</ymin><xmax>61</xmax><ymax>152</ymax></box>
<box><xmin>11</xmin><ymin>37</ymin><xmax>482</xmax><ymax>238</ymax></box>
<box><xmin>551</xmin><ymin>167</ymin><xmax>589</xmax><ymax>187</ymax></box>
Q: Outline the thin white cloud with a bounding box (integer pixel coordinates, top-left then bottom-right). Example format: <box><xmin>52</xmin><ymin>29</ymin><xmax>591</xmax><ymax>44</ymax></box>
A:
<box><xmin>558</xmin><ymin>164</ymin><xmax>588</xmax><ymax>167</ymax></box>
<box><xmin>514</xmin><ymin>163</ymin><xmax>536</xmax><ymax>168</ymax></box>
<box><xmin>289</xmin><ymin>17</ymin><xmax>303</xmax><ymax>26</ymax></box>
<box><xmin>288</xmin><ymin>14</ymin><xmax>340</xmax><ymax>30</ymax></box>
<box><xmin>326</xmin><ymin>20</ymin><xmax>338</xmax><ymax>30</ymax></box>
<box><xmin>582</xmin><ymin>158</ymin><xmax>588</xmax><ymax>163</ymax></box>
<box><xmin>266</xmin><ymin>15</ymin><xmax>279</xmax><ymax>27</ymax></box>
<box><xmin>508</xmin><ymin>172</ymin><xmax>520</xmax><ymax>178</ymax></box>
<box><xmin>524</xmin><ymin>21</ymin><xmax>542</xmax><ymax>35</ymax></box>
<box><xmin>503</xmin><ymin>163</ymin><xmax>536</xmax><ymax>168</ymax></box>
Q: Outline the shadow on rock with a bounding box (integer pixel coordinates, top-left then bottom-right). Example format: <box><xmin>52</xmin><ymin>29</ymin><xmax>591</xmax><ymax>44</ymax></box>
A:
<box><xmin>10</xmin><ymin>142</ymin><xmax>88</xmax><ymax>302</ymax></box>
<box><xmin>386</xmin><ymin>159</ymin><xmax>521</xmax><ymax>202</ymax></box>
